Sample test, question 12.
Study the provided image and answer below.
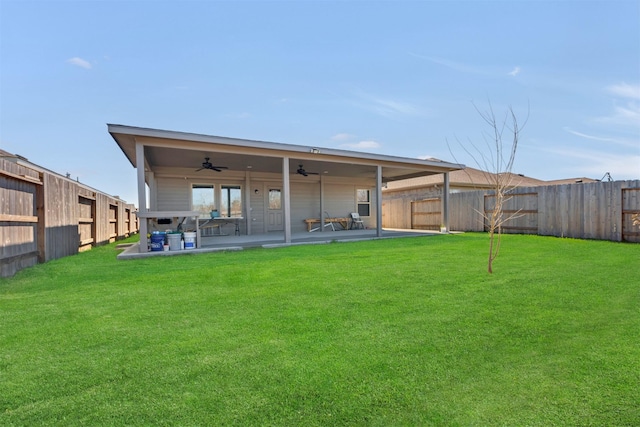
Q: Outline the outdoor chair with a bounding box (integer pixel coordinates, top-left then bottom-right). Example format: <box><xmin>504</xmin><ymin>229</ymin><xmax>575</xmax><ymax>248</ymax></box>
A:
<box><xmin>324</xmin><ymin>211</ymin><xmax>337</xmax><ymax>231</ymax></box>
<box><xmin>350</xmin><ymin>212</ymin><xmax>365</xmax><ymax>229</ymax></box>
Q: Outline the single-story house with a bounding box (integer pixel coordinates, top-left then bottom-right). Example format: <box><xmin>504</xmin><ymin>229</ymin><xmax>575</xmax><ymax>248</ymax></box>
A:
<box><xmin>108</xmin><ymin>125</ymin><xmax>464</xmax><ymax>252</ymax></box>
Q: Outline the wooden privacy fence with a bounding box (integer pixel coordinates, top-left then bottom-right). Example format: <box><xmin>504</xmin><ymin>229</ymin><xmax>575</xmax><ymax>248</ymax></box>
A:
<box><xmin>1</xmin><ymin>157</ymin><xmax>138</xmax><ymax>278</ymax></box>
<box><xmin>383</xmin><ymin>180</ymin><xmax>640</xmax><ymax>243</ymax></box>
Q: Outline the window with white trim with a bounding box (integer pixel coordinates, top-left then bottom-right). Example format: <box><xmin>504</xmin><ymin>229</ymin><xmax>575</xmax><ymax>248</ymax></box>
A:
<box><xmin>221</xmin><ymin>185</ymin><xmax>242</xmax><ymax>217</ymax></box>
<box><xmin>357</xmin><ymin>189</ymin><xmax>371</xmax><ymax>217</ymax></box>
<box><xmin>192</xmin><ymin>184</ymin><xmax>215</xmax><ymax>219</ymax></box>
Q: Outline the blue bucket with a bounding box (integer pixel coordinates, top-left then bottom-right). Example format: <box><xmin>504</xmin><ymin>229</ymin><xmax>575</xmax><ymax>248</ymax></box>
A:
<box><xmin>150</xmin><ymin>232</ymin><xmax>165</xmax><ymax>252</ymax></box>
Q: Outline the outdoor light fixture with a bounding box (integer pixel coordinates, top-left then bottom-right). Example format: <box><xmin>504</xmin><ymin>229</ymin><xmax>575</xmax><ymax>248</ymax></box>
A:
<box><xmin>310</xmin><ymin>148</ymin><xmax>320</xmax><ymax>154</ymax></box>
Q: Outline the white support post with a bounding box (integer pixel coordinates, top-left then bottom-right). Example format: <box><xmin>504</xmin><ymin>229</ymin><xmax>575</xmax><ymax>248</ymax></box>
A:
<box><xmin>442</xmin><ymin>172</ymin><xmax>450</xmax><ymax>233</ymax></box>
<box><xmin>376</xmin><ymin>165</ymin><xmax>383</xmax><ymax>237</ymax></box>
<box><xmin>245</xmin><ymin>171</ymin><xmax>252</xmax><ymax>235</ymax></box>
<box><xmin>320</xmin><ymin>175</ymin><xmax>325</xmax><ymax>232</ymax></box>
<box><xmin>135</xmin><ymin>141</ymin><xmax>148</xmax><ymax>252</ymax></box>
<box><xmin>283</xmin><ymin>157</ymin><xmax>291</xmax><ymax>244</ymax></box>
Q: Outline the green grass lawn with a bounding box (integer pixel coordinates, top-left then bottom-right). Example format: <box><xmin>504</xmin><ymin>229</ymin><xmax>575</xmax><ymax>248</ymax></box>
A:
<box><xmin>1</xmin><ymin>233</ymin><xmax>638</xmax><ymax>426</ymax></box>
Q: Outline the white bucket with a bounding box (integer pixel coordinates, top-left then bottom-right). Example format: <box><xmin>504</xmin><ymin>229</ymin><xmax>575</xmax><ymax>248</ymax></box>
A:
<box><xmin>183</xmin><ymin>232</ymin><xmax>196</xmax><ymax>249</ymax></box>
<box><xmin>167</xmin><ymin>233</ymin><xmax>182</xmax><ymax>251</ymax></box>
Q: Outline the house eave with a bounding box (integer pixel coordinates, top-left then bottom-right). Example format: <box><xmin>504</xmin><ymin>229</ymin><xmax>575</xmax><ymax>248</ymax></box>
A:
<box><xmin>107</xmin><ymin>124</ymin><xmax>464</xmax><ymax>181</ymax></box>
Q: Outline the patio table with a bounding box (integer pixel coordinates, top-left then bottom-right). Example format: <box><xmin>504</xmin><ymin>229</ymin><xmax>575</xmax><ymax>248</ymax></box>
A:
<box><xmin>199</xmin><ymin>217</ymin><xmax>243</xmax><ymax>236</ymax></box>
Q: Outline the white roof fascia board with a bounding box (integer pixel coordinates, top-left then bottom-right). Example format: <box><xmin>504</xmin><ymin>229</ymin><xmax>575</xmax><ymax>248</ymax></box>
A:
<box><xmin>108</xmin><ymin>124</ymin><xmax>464</xmax><ymax>173</ymax></box>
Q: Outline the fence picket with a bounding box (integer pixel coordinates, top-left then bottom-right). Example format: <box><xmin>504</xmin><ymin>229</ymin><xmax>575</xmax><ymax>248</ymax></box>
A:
<box><xmin>383</xmin><ymin>180</ymin><xmax>640</xmax><ymax>242</ymax></box>
<box><xmin>1</xmin><ymin>158</ymin><xmax>138</xmax><ymax>277</ymax></box>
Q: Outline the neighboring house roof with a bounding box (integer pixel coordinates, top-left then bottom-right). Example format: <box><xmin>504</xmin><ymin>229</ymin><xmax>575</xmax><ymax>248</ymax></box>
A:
<box><xmin>544</xmin><ymin>177</ymin><xmax>599</xmax><ymax>185</ymax></box>
<box><xmin>0</xmin><ymin>150</ymin><xmax>29</xmax><ymax>161</ymax></box>
<box><xmin>108</xmin><ymin>124</ymin><xmax>465</xmax><ymax>182</ymax></box>
<box><xmin>383</xmin><ymin>167</ymin><xmax>545</xmax><ymax>192</ymax></box>
<box><xmin>383</xmin><ymin>166</ymin><xmax>605</xmax><ymax>193</ymax></box>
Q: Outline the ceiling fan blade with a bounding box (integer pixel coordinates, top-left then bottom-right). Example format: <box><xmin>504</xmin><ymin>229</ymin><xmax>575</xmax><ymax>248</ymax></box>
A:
<box><xmin>197</xmin><ymin>156</ymin><xmax>228</xmax><ymax>172</ymax></box>
<box><xmin>297</xmin><ymin>168</ymin><xmax>318</xmax><ymax>176</ymax></box>
<box><xmin>297</xmin><ymin>164</ymin><xmax>314</xmax><ymax>176</ymax></box>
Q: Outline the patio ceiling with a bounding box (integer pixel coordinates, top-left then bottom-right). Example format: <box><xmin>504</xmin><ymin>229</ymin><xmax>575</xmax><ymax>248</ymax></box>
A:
<box><xmin>145</xmin><ymin>146</ymin><xmax>380</xmax><ymax>179</ymax></box>
<box><xmin>108</xmin><ymin>124</ymin><xmax>464</xmax><ymax>182</ymax></box>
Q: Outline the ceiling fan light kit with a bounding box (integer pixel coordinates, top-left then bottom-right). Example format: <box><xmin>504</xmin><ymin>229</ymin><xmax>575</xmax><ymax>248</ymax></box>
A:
<box><xmin>196</xmin><ymin>157</ymin><xmax>228</xmax><ymax>172</ymax></box>
<box><xmin>297</xmin><ymin>164</ymin><xmax>319</xmax><ymax>177</ymax></box>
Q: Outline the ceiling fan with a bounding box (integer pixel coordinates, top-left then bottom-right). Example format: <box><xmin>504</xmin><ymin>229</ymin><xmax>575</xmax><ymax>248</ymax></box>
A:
<box><xmin>196</xmin><ymin>157</ymin><xmax>228</xmax><ymax>172</ymax></box>
<box><xmin>296</xmin><ymin>164</ymin><xmax>319</xmax><ymax>177</ymax></box>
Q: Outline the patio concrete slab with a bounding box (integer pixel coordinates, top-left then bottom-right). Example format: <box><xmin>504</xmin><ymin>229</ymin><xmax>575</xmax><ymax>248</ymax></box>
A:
<box><xmin>117</xmin><ymin>228</ymin><xmax>442</xmax><ymax>260</ymax></box>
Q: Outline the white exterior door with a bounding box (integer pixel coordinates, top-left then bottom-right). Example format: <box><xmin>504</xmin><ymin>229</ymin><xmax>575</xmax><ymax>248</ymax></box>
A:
<box><xmin>267</xmin><ymin>187</ymin><xmax>283</xmax><ymax>231</ymax></box>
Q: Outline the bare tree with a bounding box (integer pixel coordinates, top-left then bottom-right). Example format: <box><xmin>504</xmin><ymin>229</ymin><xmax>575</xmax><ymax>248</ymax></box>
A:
<box><xmin>450</xmin><ymin>102</ymin><xmax>528</xmax><ymax>273</ymax></box>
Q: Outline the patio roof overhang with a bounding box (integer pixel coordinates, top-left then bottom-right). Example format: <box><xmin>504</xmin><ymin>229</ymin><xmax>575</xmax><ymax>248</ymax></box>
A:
<box><xmin>107</xmin><ymin>124</ymin><xmax>464</xmax><ymax>182</ymax></box>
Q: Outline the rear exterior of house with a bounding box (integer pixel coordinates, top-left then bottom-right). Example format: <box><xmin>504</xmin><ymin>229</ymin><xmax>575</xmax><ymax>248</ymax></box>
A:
<box><xmin>108</xmin><ymin>124</ymin><xmax>464</xmax><ymax>251</ymax></box>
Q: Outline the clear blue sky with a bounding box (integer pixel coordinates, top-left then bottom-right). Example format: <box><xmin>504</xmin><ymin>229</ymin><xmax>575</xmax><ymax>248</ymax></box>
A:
<box><xmin>1</xmin><ymin>0</ymin><xmax>639</xmax><ymax>206</ymax></box>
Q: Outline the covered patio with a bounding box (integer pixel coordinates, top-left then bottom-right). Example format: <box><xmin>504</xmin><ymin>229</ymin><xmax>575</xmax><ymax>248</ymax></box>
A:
<box><xmin>117</xmin><ymin>228</ymin><xmax>443</xmax><ymax>259</ymax></box>
<box><xmin>108</xmin><ymin>124</ymin><xmax>464</xmax><ymax>255</ymax></box>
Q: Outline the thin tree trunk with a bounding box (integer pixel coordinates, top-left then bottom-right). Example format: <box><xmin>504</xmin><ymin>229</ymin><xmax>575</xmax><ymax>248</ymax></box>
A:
<box><xmin>488</xmin><ymin>229</ymin><xmax>494</xmax><ymax>273</ymax></box>
<box><xmin>449</xmin><ymin>101</ymin><xmax>527</xmax><ymax>273</ymax></box>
